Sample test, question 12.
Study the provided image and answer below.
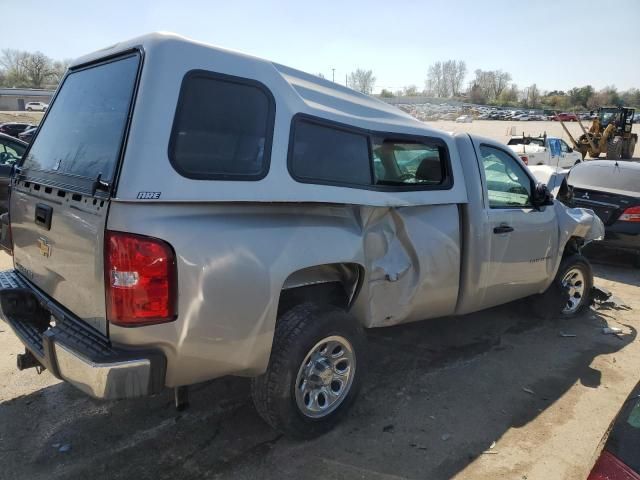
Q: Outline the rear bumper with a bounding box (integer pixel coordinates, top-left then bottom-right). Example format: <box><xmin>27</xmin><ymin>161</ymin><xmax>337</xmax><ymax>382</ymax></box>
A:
<box><xmin>599</xmin><ymin>223</ymin><xmax>640</xmax><ymax>253</ymax></box>
<box><xmin>0</xmin><ymin>269</ymin><xmax>165</xmax><ymax>399</ymax></box>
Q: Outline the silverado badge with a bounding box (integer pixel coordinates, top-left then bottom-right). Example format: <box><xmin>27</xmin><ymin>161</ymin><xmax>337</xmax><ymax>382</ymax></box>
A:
<box><xmin>38</xmin><ymin>237</ymin><xmax>51</xmax><ymax>257</ymax></box>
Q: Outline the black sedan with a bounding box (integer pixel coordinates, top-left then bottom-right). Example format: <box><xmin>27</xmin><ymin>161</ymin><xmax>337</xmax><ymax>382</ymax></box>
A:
<box><xmin>569</xmin><ymin>160</ymin><xmax>640</xmax><ymax>263</ymax></box>
<box><xmin>588</xmin><ymin>381</ymin><xmax>640</xmax><ymax>479</ymax></box>
<box><xmin>17</xmin><ymin>126</ymin><xmax>37</xmax><ymax>143</ymax></box>
<box><xmin>0</xmin><ymin>122</ymin><xmax>34</xmax><ymax>138</ymax></box>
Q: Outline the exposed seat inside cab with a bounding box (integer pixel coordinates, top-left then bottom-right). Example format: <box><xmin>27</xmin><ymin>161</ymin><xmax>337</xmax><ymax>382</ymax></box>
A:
<box><xmin>416</xmin><ymin>157</ymin><xmax>443</xmax><ymax>184</ymax></box>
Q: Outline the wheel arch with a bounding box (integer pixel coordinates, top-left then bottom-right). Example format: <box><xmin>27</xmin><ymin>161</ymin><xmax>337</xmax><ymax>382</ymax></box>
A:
<box><xmin>278</xmin><ymin>262</ymin><xmax>365</xmax><ymax>317</ymax></box>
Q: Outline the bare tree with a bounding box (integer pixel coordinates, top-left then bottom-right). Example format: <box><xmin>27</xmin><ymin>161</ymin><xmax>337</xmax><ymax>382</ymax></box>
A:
<box><xmin>51</xmin><ymin>59</ymin><xmax>72</xmax><ymax>84</ymax></box>
<box><xmin>523</xmin><ymin>83</ymin><xmax>540</xmax><ymax>108</ymax></box>
<box><xmin>0</xmin><ymin>49</ymin><xmax>30</xmax><ymax>86</ymax></box>
<box><xmin>347</xmin><ymin>69</ymin><xmax>376</xmax><ymax>94</ymax></box>
<box><xmin>402</xmin><ymin>85</ymin><xmax>419</xmax><ymax>96</ymax></box>
<box><xmin>23</xmin><ymin>52</ymin><xmax>55</xmax><ymax>88</ymax></box>
<box><xmin>471</xmin><ymin>69</ymin><xmax>513</xmax><ymax>103</ymax></box>
<box><xmin>426</xmin><ymin>60</ymin><xmax>466</xmax><ymax>98</ymax></box>
<box><xmin>491</xmin><ymin>70</ymin><xmax>512</xmax><ymax>99</ymax></box>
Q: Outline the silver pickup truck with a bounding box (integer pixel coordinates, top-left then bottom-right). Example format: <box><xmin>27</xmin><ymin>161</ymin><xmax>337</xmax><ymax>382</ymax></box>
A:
<box><xmin>0</xmin><ymin>33</ymin><xmax>603</xmax><ymax>438</ymax></box>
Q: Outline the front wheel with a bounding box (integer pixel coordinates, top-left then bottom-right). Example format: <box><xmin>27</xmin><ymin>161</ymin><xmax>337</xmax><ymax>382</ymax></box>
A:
<box><xmin>557</xmin><ymin>254</ymin><xmax>593</xmax><ymax>317</ymax></box>
<box><xmin>251</xmin><ymin>303</ymin><xmax>367</xmax><ymax>438</ymax></box>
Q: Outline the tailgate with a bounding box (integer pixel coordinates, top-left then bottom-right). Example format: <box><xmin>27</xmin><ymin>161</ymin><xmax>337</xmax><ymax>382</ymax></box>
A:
<box><xmin>10</xmin><ymin>52</ymin><xmax>141</xmax><ymax>335</ymax></box>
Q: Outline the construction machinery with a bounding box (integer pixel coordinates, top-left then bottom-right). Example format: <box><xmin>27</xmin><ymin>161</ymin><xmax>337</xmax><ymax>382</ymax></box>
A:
<box><xmin>558</xmin><ymin>106</ymin><xmax>637</xmax><ymax>160</ymax></box>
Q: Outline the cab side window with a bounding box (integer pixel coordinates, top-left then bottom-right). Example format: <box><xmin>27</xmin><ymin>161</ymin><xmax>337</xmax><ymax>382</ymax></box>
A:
<box><xmin>560</xmin><ymin>140</ymin><xmax>570</xmax><ymax>153</ymax></box>
<box><xmin>371</xmin><ymin>138</ymin><xmax>446</xmax><ymax>186</ymax></box>
<box><xmin>480</xmin><ymin>145</ymin><xmax>533</xmax><ymax>208</ymax></box>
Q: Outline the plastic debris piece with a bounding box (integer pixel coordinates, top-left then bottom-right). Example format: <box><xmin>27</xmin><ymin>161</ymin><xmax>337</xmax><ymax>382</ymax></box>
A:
<box><xmin>58</xmin><ymin>444</ymin><xmax>71</xmax><ymax>453</ymax></box>
<box><xmin>441</xmin><ymin>433</ymin><xmax>451</xmax><ymax>441</ymax></box>
<box><xmin>603</xmin><ymin>327</ymin><xmax>623</xmax><ymax>335</ymax></box>
<box><xmin>559</xmin><ymin>332</ymin><xmax>576</xmax><ymax>338</ymax></box>
<box><xmin>490</xmin><ymin>441</ymin><xmax>496</xmax><ymax>449</ymax></box>
<box><xmin>52</xmin><ymin>443</ymin><xmax>60</xmax><ymax>449</ymax></box>
<box><xmin>522</xmin><ymin>387</ymin><xmax>535</xmax><ymax>395</ymax></box>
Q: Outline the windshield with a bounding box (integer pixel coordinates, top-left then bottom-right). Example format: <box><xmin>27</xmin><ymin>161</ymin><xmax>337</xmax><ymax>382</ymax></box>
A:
<box><xmin>21</xmin><ymin>53</ymin><xmax>139</xmax><ymax>182</ymax></box>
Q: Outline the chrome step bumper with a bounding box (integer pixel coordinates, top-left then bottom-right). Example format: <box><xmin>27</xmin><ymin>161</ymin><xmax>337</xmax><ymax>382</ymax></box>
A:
<box><xmin>0</xmin><ymin>269</ymin><xmax>165</xmax><ymax>399</ymax></box>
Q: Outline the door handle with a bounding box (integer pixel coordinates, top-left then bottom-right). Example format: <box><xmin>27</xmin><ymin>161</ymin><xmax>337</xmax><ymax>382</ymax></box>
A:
<box><xmin>493</xmin><ymin>225</ymin><xmax>514</xmax><ymax>234</ymax></box>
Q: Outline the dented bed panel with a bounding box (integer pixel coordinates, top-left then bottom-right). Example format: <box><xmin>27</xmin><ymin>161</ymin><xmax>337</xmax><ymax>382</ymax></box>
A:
<box><xmin>106</xmin><ymin>201</ymin><xmax>460</xmax><ymax>386</ymax></box>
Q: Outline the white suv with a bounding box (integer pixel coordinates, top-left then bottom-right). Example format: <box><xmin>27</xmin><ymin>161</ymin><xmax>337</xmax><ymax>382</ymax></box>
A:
<box><xmin>25</xmin><ymin>102</ymin><xmax>48</xmax><ymax>112</ymax></box>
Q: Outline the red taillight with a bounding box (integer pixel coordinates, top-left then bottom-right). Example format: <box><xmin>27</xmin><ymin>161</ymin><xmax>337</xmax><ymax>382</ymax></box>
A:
<box><xmin>619</xmin><ymin>206</ymin><xmax>640</xmax><ymax>222</ymax></box>
<box><xmin>588</xmin><ymin>450</ymin><xmax>640</xmax><ymax>480</ymax></box>
<box><xmin>520</xmin><ymin>155</ymin><xmax>529</xmax><ymax>165</ymax></box>
<box><xmin>105</xmin><ymin>231</ymin><xmax>177</xmax><ymax>327</ymax></box>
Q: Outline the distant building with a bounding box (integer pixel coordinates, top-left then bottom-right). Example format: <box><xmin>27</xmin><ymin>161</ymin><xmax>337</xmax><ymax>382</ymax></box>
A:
<box><xmin>0</xmin><ymin>88</ymin><xmax>55</xmax><ymax>111</ymax></box>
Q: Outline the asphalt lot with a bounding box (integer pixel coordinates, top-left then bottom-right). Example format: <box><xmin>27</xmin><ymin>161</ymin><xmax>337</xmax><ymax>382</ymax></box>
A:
<box><xmin>0</xmin><ymin>248</ymin><xmax>638</xmax><ymax>480</ymax></box>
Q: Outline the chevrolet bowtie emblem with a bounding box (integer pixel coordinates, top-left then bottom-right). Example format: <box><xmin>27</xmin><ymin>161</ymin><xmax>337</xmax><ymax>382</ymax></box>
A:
<box><xmin>38</xmin><ymin>237</ymin><xmax>51</xmax><ymax>257</ymax></box>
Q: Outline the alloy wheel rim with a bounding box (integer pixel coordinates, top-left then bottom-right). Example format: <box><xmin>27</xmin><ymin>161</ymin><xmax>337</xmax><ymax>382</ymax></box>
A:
<box><xmin>294</xmin><ymin>335</ymin><xmax>356</xmax><ymax>419</ymax></box>
<box><xmin>562</xmin><ymin>267</ymin><xmax>586</xmax><ymax>314</ymax></box>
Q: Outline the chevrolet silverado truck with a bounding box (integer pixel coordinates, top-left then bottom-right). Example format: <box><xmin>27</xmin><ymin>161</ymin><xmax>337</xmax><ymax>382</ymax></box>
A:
<box><xmin>0</xmin><ymin>33</ymin><xmax>604</xmax><ymax>438</ymax></box>
<box><xmin>508</xmin><ymin>134</ymin><xmax>583</xmax><ymax>168</ymax></box>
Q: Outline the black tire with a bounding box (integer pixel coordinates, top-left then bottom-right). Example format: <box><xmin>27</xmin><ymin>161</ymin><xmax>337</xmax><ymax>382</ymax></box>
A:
<box><xmin>622</xmin><ymin>138</ymin><xmax>636</xmax><ymax>159</ymax></box>
<box><xmin>606</xmin><ymin>136</ymin><xmax>623</xmax><ymax>160</ymax></box>
<box><xmin>26</xmin><ymin>107</ymin><xmax>32</xmax><ymax>111</ymax></box>
<box><xmin>251</xmin><ymin>303</ymin><xmax>367</xmax><ymax>438</ymax></box>
<box><xmin>556</xmin><ymin>254</ymin><xmax>593</xmax><ymax>317</ymax></box>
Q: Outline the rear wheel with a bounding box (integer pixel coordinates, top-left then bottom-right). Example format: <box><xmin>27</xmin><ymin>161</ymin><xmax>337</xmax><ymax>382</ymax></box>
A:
<box><xmin>606</xmin><ymin>136</ymin><xmax>623</xmax><ymax>160</ymax></box>
<box><xmin>251</xmin><ymin>303</ymin><xmax>367</xmax><ymax>438</ymax></box>
<box><xmin>622</xmin><ymin>138</ymin><xmax>636</xmax><ymax>159</ymax></box>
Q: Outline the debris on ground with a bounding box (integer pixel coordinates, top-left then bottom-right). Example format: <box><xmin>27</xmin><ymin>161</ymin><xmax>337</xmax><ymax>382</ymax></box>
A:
<box><xmin>410</xmin><ymin>443</ymin><xmax>428</xmax><ymax>450</ymax></box>
<box><xmin>603</xmin><ymin>327</ymin><xmax>623</xmax><ymax>335</ymax></box>
<box><xmin>382</xmin><ymin>424</ymin><xmax>394</xmax><ymax>433</ymax></box>
<box><xmin>58</xmin><ymin>444</ymin><xmax>71</xmax><ymax>453</ymax></box>
<box><xmin>592</xmin><ymin>286</ymin><xmax>631</xmax><ymax>311</ymax></box>
<box><xmin>441</xmin><ymin>433</ymin><xmax>451</xmax><ymax>441</ymax></box>
<box><xmin>522</xmin><ymin>387</ymin><xmax>535</xmax><ymax>395</ymax></box>
<box><xmin>559</xmin><ymin>332</ymin><xmax>577</xmax><ymax>338</ymax></box>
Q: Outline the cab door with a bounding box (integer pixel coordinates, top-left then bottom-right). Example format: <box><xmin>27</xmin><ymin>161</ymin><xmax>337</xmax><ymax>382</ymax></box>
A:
<box><xmin>476</xmin><ymin>143</ymin><xmax>559</xmax><ymax>307</ymax></box>
<box><xmin>560</xmin><ymin>139</ymin><xmax>581</xmax><ymax>167</ymax></box>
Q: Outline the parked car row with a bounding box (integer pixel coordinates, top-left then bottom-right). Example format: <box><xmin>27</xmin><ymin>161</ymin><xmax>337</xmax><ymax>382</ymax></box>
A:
<box><xmin>0</xmin><ymin>122</ymin><xmax>34</xmax><ymax>138</ymax></box>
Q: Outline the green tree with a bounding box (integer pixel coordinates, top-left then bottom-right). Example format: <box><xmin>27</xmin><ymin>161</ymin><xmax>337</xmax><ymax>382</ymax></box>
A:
<box><xmin>379</xmin><ymin>89</ymin><xmax>394</xmax><ymax>98</ymax></box>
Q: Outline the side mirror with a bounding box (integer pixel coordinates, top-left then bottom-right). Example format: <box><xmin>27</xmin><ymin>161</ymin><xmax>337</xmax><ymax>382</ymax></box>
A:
<box><xmin>532</xmin><ymin>183</ymin><xmax>554</xmax><ymax>208</ymax></box>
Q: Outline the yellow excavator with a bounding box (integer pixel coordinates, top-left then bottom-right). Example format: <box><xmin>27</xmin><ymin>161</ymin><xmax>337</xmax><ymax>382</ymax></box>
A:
<box><xmin>558</xmin><ymin>106</ymin><xmax>637</xmax><ymax>160</ymax></box>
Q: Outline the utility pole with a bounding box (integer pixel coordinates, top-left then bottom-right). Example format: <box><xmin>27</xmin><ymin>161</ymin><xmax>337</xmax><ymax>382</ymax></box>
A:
<box><xmin>331</xmin><ymin>68</ymin><xmax>335</xmax><ymax>82</ymax></box>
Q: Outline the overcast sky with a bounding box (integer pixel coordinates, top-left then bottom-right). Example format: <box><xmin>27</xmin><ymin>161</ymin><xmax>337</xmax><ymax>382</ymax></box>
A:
<box><xmin>3</xmin><ymin>0</ymin><xmax>639</xmax><ymax>93</ymax></box>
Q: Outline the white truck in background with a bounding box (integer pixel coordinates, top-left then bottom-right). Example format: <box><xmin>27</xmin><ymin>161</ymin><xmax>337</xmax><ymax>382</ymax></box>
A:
<box><xmin>507</xmin><ymin>134</ymin><xmax>583</xmax><ymax>168</ymax></box>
